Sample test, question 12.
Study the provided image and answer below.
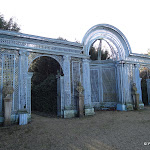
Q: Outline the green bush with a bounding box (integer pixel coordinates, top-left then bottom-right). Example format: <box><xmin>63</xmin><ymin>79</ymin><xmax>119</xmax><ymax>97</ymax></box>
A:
<box><xmin>31</xmin><ymin>74</ymin><xmax>57</xmax><ymax>114</ymax></box>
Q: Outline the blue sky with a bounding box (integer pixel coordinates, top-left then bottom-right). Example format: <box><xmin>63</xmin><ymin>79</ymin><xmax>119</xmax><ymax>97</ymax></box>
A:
<box><xmin>0</xmin><ymin>0</ymin><xmax>150</xmax><ymax>54</ymax></box>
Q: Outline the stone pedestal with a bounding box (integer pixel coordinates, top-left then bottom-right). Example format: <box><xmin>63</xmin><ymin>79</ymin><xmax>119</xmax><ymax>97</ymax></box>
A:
<box><xmin>4</xmin><ymin>96</ymin><xmax>12</xmax><ymax>126</ymax></box>
<box><xmin>79</xmin><ymin>94</ymin><xmax>84</xmax><ymax>117</ymax></box>
<box><xmin>117</xmin><ymin>104</ymin><xmax>126</xmax><ymax>111</ymax></box>
<box><xmin>134</xmin><ymin>94</ymin><xmax>139</xmax><ymax>110</ymax></box>
<box><xmin>85</xmin><ymin>107</ymin><xmax>95</xmax><ymax>116</ymax></box>
<box><xmin>18</xmin><ymin>110</ymin><xmax>28</xmax><ymax>125</ymax></box>
<box><xmin>132</xmin><ymin>83</ymin><xmax>140</xmax><ymax>110</ymax></box>
<box><xmin>76</xmin><ymin>82</ymin><xmax>84</xmax><ymax>117</ymax></box>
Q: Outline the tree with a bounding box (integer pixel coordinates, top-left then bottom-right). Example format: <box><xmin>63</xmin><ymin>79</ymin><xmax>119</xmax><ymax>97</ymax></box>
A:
<box><xmin>0</xmin><ymin>13</ymin><xmax>20</xmax><ymax>32</ymax></box>
<box><xmin>140</xmin><ymin>67</ymin><xmax>150</xmax><ymax>105</ymax></box>
<box><xmin>89</xmin><ymin>46</ymin><xmax>109</xmax><ymax>60</ymax></box>
<box><xmin>29</xmin><ymin>56</ymin><xmax>63</xmax><ymax>114</ymax></box>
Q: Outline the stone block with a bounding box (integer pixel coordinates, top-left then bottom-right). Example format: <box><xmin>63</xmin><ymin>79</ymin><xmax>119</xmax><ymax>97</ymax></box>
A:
<box><xmin>139</xmin><ymin>103</ymin><xmax>144</xmax><ymax>110</ymax></box>
<box><xmin>126</xmin><ymin>103</ymin><xmax>133</xmax><ymax>111</ymax></box>
<box><xmin>18</xmin><ymin>110</ymin><xmax>28</xmax><ymax>125</ymax></box>
<box><xmin>117</xmin><ymin>104</ymin><xmax>126</xmax><ymax>111</ymax></box>
<box><xmin>85</xmin><ymin>108</ymin><xmax>95</xmax><ymax>116</ymax></box>
<box><xmin>64</xmin><ymin>110</ymin><xmax>76</xmax><ymax>118</ymax></box>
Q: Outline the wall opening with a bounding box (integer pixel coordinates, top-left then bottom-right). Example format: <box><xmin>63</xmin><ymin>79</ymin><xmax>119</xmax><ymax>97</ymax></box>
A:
<box><xmin>28</xmin><ymin>56</ymin><xmax>63</xmax><ymax>116</ymax></box>
<box><xmin>140</xmin><ymin>66</ymin><xmax>150</xmax><ymax>105</ymax></box>
<box><xmin>89</xmin><ymin>39</ymin><xmax>112</xmax><ymax>61</ymax></box>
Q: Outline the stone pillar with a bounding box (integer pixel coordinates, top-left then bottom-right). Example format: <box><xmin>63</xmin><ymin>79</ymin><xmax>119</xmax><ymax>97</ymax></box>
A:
<box><xmin>63</xmin><ymin>55</ymin><xmax>73</xmax><ymax>118</ymax></box>
<box><xmin>27</xmin><ymin>72</ymin><xmax>33</xmax><ymax>115</ymax></box>
<box><xmin>146</xmin><ymin>79</ymin><xmax>150</xmax><ymax>105</ymax></box>
<box><xmin>82</xmin><ymin>59</ymin><xmax>94</xmax><ymax>115</ymax></box>
<box><xmin>116</xmin><ymin>62</ymin><xmax>131</xmax><ymax>111</ymax></box>
<box><xmin>123</xmin><ymin>64</ymin><xmax>133</xmax><ymax>110</ymax></box>
<box><xmin>4</xmin><ymin>96</ymin><xmax>12</xmax><ymax>126</ymax></box>
<box><xmin>3</xmin><ymin>82</ymin><xmax>14</xmax><ymax>126</ymax></box>
<box><xmin>76</xmin><ymin>82</ymin><xmax>84</xmax><ymax>117</ymax></box>
<box><xmin>116</xmin><ymin>63</ymin><xmax>126</xmax><ymax>111</ymax></box>
<box><xmin>19</xmin><ymin>50</ymin><xmax>29</xmax><ymax>110</ymax></box>
<box><xmin>134</xmin><ymin>64</ymin><xmax>144</xmax><ymax>109</ymax></box>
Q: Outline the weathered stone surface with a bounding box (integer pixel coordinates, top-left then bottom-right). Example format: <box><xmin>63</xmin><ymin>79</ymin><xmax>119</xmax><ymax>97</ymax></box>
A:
<box><xmin>85</xmin><ymin>108</ymin><xmax>95</xmax><ymax>116</ymax></box>
<box><xmin>132</xmin><ymin>83</ymin><xmax>140</xmax><ymax>110</ymax></box>
<box><xmin>126</xmin><ymin>103</ymin><xmax>133</xmax><ymax>111</ymax></box>
<box><xmin>18</xmin><ymin>110</ymin><xmax>28</xmax><ymax>125</ymax></box>
<box><xmin>117</xmin><ymin>104</ymin><xmax>126</xmax><ymax>111</ymax></box>
<box><xmin>4</xmin><ymin>97</ymin><xmax>12</xmax><ymax>126</ymax></box>
<box><xmin>64</xmin><ymin>110</ymin><xmax>77</xmax><ymax>118</ymax></box>
<box><xmin>76</xmin><ymin>82</ymin><xmax>84</xmax><ymax>117</ymax></box>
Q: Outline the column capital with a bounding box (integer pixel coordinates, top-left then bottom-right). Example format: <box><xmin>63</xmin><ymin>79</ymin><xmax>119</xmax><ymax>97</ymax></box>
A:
<box><xmin>134</xmin><ymin>63</ymin><xmax>140</xmax><ymax>69</ymax></box>
<box><xmin>19</xmin><ymin>50</ymin><xmax>30</xmax><ymax>56</ymax></box>
<box><xmin>82</xmin><ymin>58</ymin><xmax>90</xmax><ymax>63</ymax></box>
<box><xmin>63</xmin><ymin>55</ymin><xmax>71</xmax><ymax>61</ymax></box>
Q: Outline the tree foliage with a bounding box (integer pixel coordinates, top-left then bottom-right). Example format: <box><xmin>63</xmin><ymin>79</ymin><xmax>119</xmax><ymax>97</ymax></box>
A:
<box><xmin>140</xmin><ymin>67</ymin><xmax>150</xmax><ymax>105</ymax></box>
<box><xmin>0</xmin><ymin>13</ymin><xmax>20</xmax><ymax>32</ymax></box>
<box><xmin>29</xmin><ymin>57</ymin><xmax>62</xmax><ymax>114</ymax></box>
<box><xmin>89</xmin><ymin>46</ymin><xmax>109</xmax><ymax>60</ymax></box>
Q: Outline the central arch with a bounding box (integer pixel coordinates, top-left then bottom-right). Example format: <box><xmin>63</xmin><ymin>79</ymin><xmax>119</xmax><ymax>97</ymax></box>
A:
<box><xmin>83</xmin><ymin>24</ymin><xmax>132</xmax><ymax>109</ymax></box>
<box><xmin>82</xmin><ymin>24</ymin><xmax>131</xmax><ymax>60</ymax></box>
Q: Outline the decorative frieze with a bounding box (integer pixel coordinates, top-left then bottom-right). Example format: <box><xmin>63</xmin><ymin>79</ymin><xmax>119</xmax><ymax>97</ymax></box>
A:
<box><xmin>0</xmin><ymin>38</ymin><xmax>82</xmax><ymax>55</ymax></box>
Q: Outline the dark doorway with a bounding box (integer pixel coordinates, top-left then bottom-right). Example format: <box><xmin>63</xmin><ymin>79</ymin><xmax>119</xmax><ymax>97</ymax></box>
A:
<box><xmin>28</xmin><ymin>56</ymin><xmax>63</xmax><ymax>116</ymax></box>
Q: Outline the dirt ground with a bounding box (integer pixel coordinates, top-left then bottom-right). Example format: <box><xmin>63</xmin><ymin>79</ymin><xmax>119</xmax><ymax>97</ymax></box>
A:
<box><xmin>0</xmin><ymin>107</ymin><xmax>150</xmax><ymax>150</ymax></box>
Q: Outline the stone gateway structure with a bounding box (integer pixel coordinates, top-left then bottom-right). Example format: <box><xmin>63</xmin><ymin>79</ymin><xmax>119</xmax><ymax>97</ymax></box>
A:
<box><xmin>0</xmin><ymin>24</ymin><xmax>150</xmax><ymax>125</ymax></box>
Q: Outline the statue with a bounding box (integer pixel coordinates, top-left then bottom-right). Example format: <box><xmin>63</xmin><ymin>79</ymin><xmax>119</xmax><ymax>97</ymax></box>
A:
<box><xmin>76</xmin><ymin>82</ymin><xmax>84</xmax><ymax>117</ymax></box>
<box><xmin>132</xmin><ymin>83</ymin><xmax>139</xmax><ymax>110</ymax></box>
<box><xmin>76</xmin><ymin>82</ymin><xmax>84</xmax><ymax>95</ymax></box>
<box><xmin>132</xmin><ymin>83</ymin><xmax>137</xmax><ymax>94</ymax></box>
<box><xmin>3</xmin><ymin>81</ymin><xmax>14</xmax><ymax>99</ymax></box>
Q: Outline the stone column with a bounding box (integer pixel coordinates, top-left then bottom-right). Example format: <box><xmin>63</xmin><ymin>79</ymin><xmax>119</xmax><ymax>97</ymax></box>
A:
<box><xmin>116</xmin><ymin>62</ymin><xmax>130</xmax><ymax>111</ymax></box>
<box><xmin>134</xmin><ymin>64</ymin><xmax>144</xmax><ymax>109</ymax></box>
<box><xmin>27</xmin><ymin>72</ymin><xmax>33</xmax><ymax>115</ymax></box>
<box><xmin>76</xmin><ymin>82</ymin><xmax>84</xmax><ymax>117</ymax></box>
<box><xmin>3</xmin><ymin>82</ymin><xmax>14</xmax><ymax>126</ymax></box>
<box><xmin>4</xmin><ymin>96</ymin><xmax>12</xmax><ymax>126</ymax></box>
<box><xmin>123</xmin><ymin>64</ymin><xmax>133</xmax><ymax>110</ymax></box>
<box><xmin>63</xmin><ymin>55</ymin><xmax>73</xmax><ymax>118</ymax></box>
<box><xmin>82</xmin><ymin>59</ymin><xmax>94</xmax><ymax>115</ymax></box>
<box><xmin>19</xmin><ymin>50</ymin><xmax>29</xmax><ymax>110</ymax></box>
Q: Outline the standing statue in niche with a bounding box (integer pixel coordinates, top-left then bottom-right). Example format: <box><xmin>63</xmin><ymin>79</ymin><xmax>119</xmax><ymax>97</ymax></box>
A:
<box><xmin>76</xmin><ymin>82</ymin><xmax>84</xmax><ymax>117</ymax></box>
<box><xmin>132</xmin><ymin>83</ymin><xmax>139</xmax><ymax>110</ymax></box>
<box><xmin>2</xmin><ymin>81</ymin><xmax>14</xmax><ymax>126</ymax></box>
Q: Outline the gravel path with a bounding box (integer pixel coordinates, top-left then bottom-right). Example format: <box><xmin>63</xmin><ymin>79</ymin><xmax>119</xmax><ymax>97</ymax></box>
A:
<box><xmin>0</xmin><ymin>107</ymin><xmax>150</xmax><ymax>150</ymax></box>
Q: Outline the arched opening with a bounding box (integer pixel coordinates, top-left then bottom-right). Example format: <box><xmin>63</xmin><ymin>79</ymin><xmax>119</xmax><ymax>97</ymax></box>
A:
<box><xmin>83</xmin><ymin>24</ymin><xmax>132</xmax><ymax>110</ymax></box>
<box><xmin>89</xmin><ymin>39</ymin><xmax>117</xmax><ymax>109</ymax></box>
<box><xmin>89</xmin><ymin>39</ymin><xmax>112</xmax><ymax>61</ymax></box>
<box><xmin>28</xmin><ymin>56</ymin><xmax>63</xmax><ymax>116</ymax></box>
<box><xmin>140</xmin><ymin>66</ymin><xmax>150</xmax><ymax>105</ymax></box>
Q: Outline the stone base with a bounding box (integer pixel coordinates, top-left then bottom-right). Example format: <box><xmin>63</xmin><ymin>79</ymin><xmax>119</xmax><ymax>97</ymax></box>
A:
<box><xmin>0</xmin><ymin>113</ymin><xmax>31</xmax><ymax>125</ymax></box>
<box><xmin>85</xmin><ymin>108</ymin><xmax>95</xmax><ymax>116</ymax></box>
<box><xmin>117</xmin><ymin>104</ymin><xmax>126</xmax><ymax>111</ymax></box>
<box><xmin>64</xmin><ymin>110</ymin><xmax>77</xmax><ymax>118</ymax></box>
<box><xmin>126</xmin><ymin>103</ymin><xmax>133</xmax><ymax>111</ymax></box>
<box><xmin>139</xmin><ymin>103</ymin><xmax>144</xmax><ymax>110</ymax></box>
<box><xmin>19</xmin><ymin>114</ymin><xmax>28</xmax><ymax>125</ymax></box>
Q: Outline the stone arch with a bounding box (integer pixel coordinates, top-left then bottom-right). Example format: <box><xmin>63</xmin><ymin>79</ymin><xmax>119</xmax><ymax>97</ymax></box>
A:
<box><xmin>27</xmin><ymin>54</ymin><xmax>64</xmax><ymax>116</ymax></box>
<box><xmin>82</xmin><ymin>24</ymin><xmax>131</xmax><ymax>60</ymax></box>
<box><xmin>28</xmin><ymin>53</ymin><xmax>64</xmax><ymax>71</ymax></box>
